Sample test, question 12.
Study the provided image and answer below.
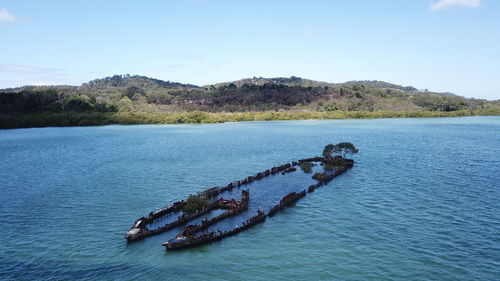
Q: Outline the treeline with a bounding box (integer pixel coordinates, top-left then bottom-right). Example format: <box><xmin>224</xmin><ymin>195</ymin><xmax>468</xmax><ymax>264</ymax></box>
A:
<box><xmin>2</xmin><ymin>108</ymin><xmax>499</xmax><ymax>129</ymax></box>
<box><xmin>340</xmin><ymin>80</ymin><xmax>418</xmax><ymax>92</ymax></box>
<box><xmin>1</xmin><ymin>81</ymin><xmax>491</xmax><ymax>113</ymax></box>
<box><xmin>202</xmin><ymin>83</ymin><xmax>328</xmax><ymax>107</ymax></box>
<box><xmin>0</xmin><ymin>89</ymin><xmax>119</xmax><ymax>113</ymax></box>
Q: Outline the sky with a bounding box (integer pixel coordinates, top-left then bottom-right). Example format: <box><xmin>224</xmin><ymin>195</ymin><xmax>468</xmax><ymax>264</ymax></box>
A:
<box><xmin>0</xmin><ymin>0</ymin><xmax>499</xmax><ymax>100</ymax></box>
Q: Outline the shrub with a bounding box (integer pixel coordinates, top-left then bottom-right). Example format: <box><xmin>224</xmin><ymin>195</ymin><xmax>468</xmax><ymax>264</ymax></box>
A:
<box><xmin>182</xmin><ymin>195</ymin><xmax>210</xmax><ymax>214</ymax></box>
<box><xmin>299</xmin><ymin>161</ymin><xmax>314</xmax><ymax>173</ymax></box>
<box><xmin>312</xmin><ymin>172</ymin><xmax>330</xmax><ymax>182</ymax></box>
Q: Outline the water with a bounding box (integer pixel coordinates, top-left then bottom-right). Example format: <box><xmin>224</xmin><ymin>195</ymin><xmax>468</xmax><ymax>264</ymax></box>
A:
<box><xmin>0</xmin><ymin>117</ymin><xmax>499</xmax><ymax>280</ymax></box>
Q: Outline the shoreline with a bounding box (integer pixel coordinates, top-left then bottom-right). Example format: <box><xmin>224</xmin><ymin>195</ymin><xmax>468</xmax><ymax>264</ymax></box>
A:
<box><xmin>1</xmin><ymin>108</ymin><xmax>499</xmax><ymax>129</ymax></box>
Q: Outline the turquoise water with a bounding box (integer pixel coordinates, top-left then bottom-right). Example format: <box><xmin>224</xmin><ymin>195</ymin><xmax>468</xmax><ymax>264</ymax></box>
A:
<box><xmin>0</xmin><ymin>117</ymin><xmax>499</xmax><ymax>280</ymax></box>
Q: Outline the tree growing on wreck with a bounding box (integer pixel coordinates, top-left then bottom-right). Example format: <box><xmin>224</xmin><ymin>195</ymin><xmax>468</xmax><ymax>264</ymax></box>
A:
<box><xmin>323</xmin><ymin>144</ymin><xmax>335</xmax><ymax>159</ymax></box>
<box><xmin>312</xmin><ymin>172</ymin><xmax>330</xmax><ymax>181</ymax></box>
<box><xmin>335</xmin><ymin>142</ymin><xmax>359</xmax><ymax>158</ymax></box>
<box><xmin>183</xmin><ymin>195</ymin><xmax>209</xmax><ymax>214</ymax></box>
<box><xmin>299</xmin><ymin>161</ymin><xmax>315</xmax><ymax>173</ymax></box>
<box><xmin>323</xmin><ymin>142</ymin><xmax>359</xmax><ymax>159</ymax></box>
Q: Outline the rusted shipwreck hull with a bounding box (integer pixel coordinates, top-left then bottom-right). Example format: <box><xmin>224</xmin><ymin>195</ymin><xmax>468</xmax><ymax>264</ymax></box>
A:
<box><xmin>125</xmin><ymin>160</ymin><xmax>306</xmax><ymax>242</ymax></box>
<box><xmin>126</xmin><ymin>195</ymin><xmax>248</xmax><ymax>242</ymax></box>
<box><xmin>163</xmin><ymin>210</ymin><xmax>267</xmax><ymax>250</ymax></box>
<box><xmin>126</xmin><ymin>155</ymin><xmax>355</xmax><ymax>250</ymax></box>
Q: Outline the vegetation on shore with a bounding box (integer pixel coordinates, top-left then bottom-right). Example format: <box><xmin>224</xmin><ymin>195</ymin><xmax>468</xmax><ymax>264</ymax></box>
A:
<box><xmin>1</xmin><ymin>108</ymin><xmax>499</xmax><ymax>129</ymax></box>
<box><xmin>1</xmin><ymin>75</ymin><xmax>499</xmax><ymax>129</ymax></box>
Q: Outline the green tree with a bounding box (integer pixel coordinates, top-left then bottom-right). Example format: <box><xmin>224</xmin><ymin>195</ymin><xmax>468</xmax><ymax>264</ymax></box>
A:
<box><xmin>123</xmin><ymin>86</ymin><xmax>145</xmax><ymax>99</ymax></box>
<box><xmin>333</xmin><ymin>142</ymin><xmax>359</xmax><ymax>158</ymax></box>
<box><xmin>323</xmin><ymin>142</ymin><xmax>359</xmax><ymax>159</ymax></box>
<box><xmin>183</xmin><ymin>195</ymin><xmax>209</xmax><ymax>214</ymax></box>
<box><xmin>64</xmin><ymin>95</ymin><xmax>93</xmax><ymax>112</ymax></box>
<box><xmin>118</xmin><ymin>96</ymin><xmax>133</xmax><ymax>111</ymax></box>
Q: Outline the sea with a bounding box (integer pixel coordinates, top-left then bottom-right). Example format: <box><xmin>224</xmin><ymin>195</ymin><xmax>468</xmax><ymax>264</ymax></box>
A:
<box><xmin>0</xmin><ymin>116</ymin><xmax>498</xmax><ymax>280</ymax></box>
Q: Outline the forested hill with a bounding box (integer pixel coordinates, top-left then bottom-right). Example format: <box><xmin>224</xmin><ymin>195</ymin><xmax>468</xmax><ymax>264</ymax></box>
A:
<box><xmin>81</xmin><ymin>75</ymin><xmax>199</xmax><ymax>91</ymax></box>
<box><xmin>1</xmin><ymin>74</ymin><xmax>499</xmax><ymax>127</ymax></box>
<box><xmin>339</xmin><ymin>80</ymin><xmax>418</xmax><ymax>93</ymax></box>
<box><xmin>212</xmin><ymin>76</ymin><xmax>332</xmax><ymax>87</ymax></box>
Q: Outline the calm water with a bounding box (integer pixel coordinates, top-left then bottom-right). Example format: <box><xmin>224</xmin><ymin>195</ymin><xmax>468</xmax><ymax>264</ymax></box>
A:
<box><xmin>0</xmin><ymin>117</ymin><xmax>499</xmax><ymax>281</ymax></box>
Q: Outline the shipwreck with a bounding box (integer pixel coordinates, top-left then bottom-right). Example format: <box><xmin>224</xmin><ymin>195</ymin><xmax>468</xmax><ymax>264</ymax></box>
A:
<box><xmin>125</xmin><ymin>143</ymin><xmax>358</xmax><ymax>250</ymax></box>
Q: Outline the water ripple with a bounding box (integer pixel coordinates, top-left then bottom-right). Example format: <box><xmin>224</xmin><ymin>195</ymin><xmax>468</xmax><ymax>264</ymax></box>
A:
<box><xmin>0</xmin><ymin>117</ymin><xmax>499</xmax><ymax>280</ymax></box>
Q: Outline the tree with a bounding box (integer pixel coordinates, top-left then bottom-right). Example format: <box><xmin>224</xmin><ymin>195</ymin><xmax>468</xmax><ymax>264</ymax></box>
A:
<box><xmin>183</xmin><ymin>195</ymin><xmax>209</xmax><ymax>214</ymax></box>
<box><xmin>323</xmin><ymin>142</ymin><xmax>359</xmax><ymax>159</ymax></box>
<box><xmin>323</xmin><ymin>144</ymin><xmax>335</xmax><ymax>159</ymax></box>
<box><xmin>333</xmin><ymin>142</ymin><xmax>359</xmax><ymax>158</ymax></box>
<box><xmin>64</xmin><ymin>95</ymin><xmax>93</xmax><ymax>112</ymax></box>
<box><xmin>123</xmin><ymin>86</ymin><xmax>145</xmax><ymax>99</ymax></box>
<box><xmin>118</xmin><ymin>96</ymin><xmax>133</xmax><ymax>111</ymax></box>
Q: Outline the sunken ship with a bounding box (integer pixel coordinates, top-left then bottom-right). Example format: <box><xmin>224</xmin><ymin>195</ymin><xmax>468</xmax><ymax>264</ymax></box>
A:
<box><xmin>125</xmin><ymin>143</ymin><xmax>358</xmax><ymax>250</ymax></box>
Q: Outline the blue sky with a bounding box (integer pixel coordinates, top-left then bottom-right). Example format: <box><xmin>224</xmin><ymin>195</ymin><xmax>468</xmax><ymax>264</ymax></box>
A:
<box><xmin>0</xmin><ymin>0</ymin><xmax>499</xmax><ymax>99</ymax></box>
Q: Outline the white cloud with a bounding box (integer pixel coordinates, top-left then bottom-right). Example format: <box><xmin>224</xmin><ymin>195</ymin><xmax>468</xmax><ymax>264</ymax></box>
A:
<box><xmin>0</xmin><ymin>65</ymin><xmax>63</xmax><ymax>75</ymax></box>
<box><xmin>429</xmin><ymin>0</ymin><xmax>480</xmax><ymax>11</ymax></box>
<box><xmin>0</xmin><ymin>8</ymin><xmax>16</xmax><ymax>22</ymax></box>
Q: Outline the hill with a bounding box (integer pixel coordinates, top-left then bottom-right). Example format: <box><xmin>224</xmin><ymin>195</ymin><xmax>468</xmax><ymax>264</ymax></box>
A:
<box><xmin>1</xmin><ymin>75</ymin><xmax>499</xmax><ymax>128</ymax></box>
<box><xmin>80</xmin><ymin>74</ymin><xmax>198</xmax><ymax>92</ymax></box>
<box><xmin>212</xmin><ymin>76</ymin><xmax>332</xmax><ymax>88</ymax></box>
<box><xmin>337</xmin><ymin>80</ymin><xmax>418</xmax><ymax>93</ymax></box>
